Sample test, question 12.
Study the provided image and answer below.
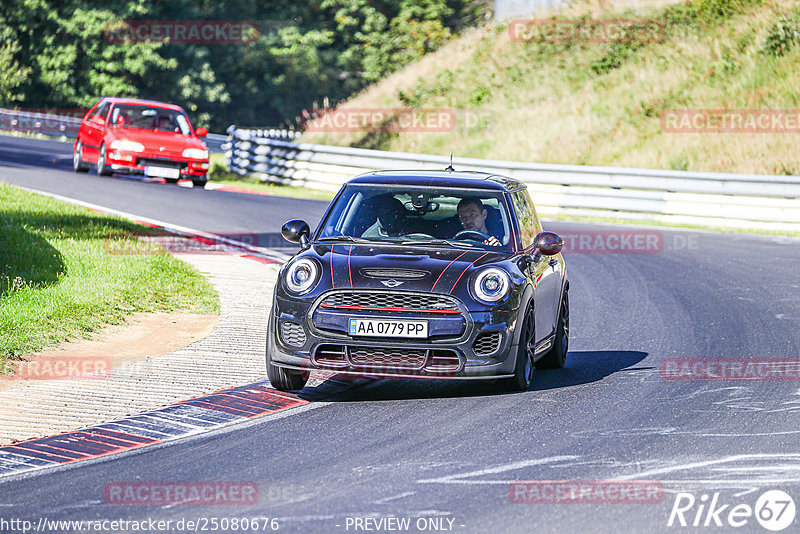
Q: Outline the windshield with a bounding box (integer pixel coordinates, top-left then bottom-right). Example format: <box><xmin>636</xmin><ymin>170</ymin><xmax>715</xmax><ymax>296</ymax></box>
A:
<box><xmin>109</xmin><ymin>104</ymin><xmax>193</xmax><ymax>135</ymax></box>
<box><xmin>317</xmin><ymin>184</ymin><xmax>513</xmax><ymax>251</ymax></box>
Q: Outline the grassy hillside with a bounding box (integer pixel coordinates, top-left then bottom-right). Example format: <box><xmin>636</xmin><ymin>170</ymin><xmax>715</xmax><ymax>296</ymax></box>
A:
<box><xmin>303</xmin><ymin>0</ymin><xmax>800</xmax><ymax>175</ymax></box>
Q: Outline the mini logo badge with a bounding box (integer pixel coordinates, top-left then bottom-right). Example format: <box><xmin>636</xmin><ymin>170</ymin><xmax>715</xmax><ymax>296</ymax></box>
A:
<box><xmin>159</xmin><ymin>146</ymin><xmax>165</xmax><ymax>151</ymax></box>
<box><xmin>381</xmin><ymin>279</ymin><xmax>403</xmax><ymax>287</ymax></box>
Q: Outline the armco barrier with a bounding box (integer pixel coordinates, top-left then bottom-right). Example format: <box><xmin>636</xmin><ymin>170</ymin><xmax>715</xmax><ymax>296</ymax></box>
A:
<box><xmin>224</xmin><ymin>127</ymin><xmax>800</xmax><ymax>233</ymax></box>
<box><xmin>0</xmin><ymin>108</ymin><xmax>228</xmax><ymax>153</ymax></box>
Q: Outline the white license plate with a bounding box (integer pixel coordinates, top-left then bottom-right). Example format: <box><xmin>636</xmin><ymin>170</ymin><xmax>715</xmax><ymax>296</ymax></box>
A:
<box><xmin>145</xmin><ymin>166</ymin><xmax>180</xmax><ymax>179</ymax></box>
<box><xmin>349</xmin><ymin>318</ymin><xmax>428</xmax><ymax>338</ymax></box>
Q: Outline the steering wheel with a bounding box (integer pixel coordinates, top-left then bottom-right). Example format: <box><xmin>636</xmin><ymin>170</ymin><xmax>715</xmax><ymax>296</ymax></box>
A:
<box><xmin>454</xmin><ymin>230</ymin><xmax>490</xmax><ymax>242</ymax></box>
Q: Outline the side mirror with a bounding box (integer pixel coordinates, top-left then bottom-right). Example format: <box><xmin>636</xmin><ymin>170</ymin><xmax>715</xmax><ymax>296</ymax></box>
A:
<box><xmin>281</xmin><ymin>219</ymin><xmax>310</xmax><ymax>246</ymax></box>
<box><xmin>115</xmin><ymin>115</ymin><xmax>126</xmax><ymax>126</ymax></box>
<box><xmin>533</xmin><ymin>231</ymin><xmax>563</xmax><ymax>256</ymax></box>
<box><xmin>195</xmin><ymin>127</ymin><xmax>208</xmax><ymax>137</ymax></box>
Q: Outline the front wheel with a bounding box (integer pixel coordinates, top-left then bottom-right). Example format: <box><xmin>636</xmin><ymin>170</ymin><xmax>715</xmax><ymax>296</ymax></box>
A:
<box><xmin>96</xmin><ymin>144</ymin><xmax>111</xmax><ymax>176</ymax></box>
<box><xmin>498</xmin><ymin>304</ymin><xmax>535</xmax><ymax>392</ymax></box>
<box><xmin>73</xmin><ymin>141</ymin><xmax>89</xmax><ymax>173</ymax></box>
<box><xmin>192</xmin><ymin>177</ymin><xmax>207</xmax><ymax>188</ymax></box>
<box><xmin>536</xmin><ymin>288</ymin><xmax>569</xmax><ymax>370</ymax></box>
<box><xmin>266</xmin><ymin>341</ymin><xmax>309</xmax><ymax>391</ymax></box>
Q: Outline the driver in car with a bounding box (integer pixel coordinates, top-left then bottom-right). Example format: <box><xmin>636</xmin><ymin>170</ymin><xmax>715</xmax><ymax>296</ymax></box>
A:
<box><xmin>456</xmin><ymin>197</ymin><xmax>501</xmax><ymax>246</ymax></box>
<box><xmin>157</xmin><ymin>116</ymin><xmax>173</xmax><ymax>131</ymax></box>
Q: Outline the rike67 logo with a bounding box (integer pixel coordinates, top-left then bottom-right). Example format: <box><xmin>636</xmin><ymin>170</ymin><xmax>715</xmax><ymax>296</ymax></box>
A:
<box><xmin>668</xmin><ymin>490</ymin><xmax>796</xmax><ymax>531</ymax></box>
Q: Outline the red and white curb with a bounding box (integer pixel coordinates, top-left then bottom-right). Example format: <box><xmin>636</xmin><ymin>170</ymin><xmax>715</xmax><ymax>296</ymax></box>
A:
<box><xmin>0</xmin><ymin>382</ymin><xmax>306</xmax><ymax>478</ymax></box>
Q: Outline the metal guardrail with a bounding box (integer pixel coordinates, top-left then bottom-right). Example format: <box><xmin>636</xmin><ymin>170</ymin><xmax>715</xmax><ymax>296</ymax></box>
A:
<box><xmin>0</xmin><ymin>108</ymin><xmax>82</xmax><ymax>138</ymax></box>
<box><xmin>225</xmin><ymin>126</ymin><xmax>800</xmax><ymax>233</ymax></box>
<box><xmin>0</xmin><ymin>108</ymin><xmax>227</xmax><ymax>153</ymax></box>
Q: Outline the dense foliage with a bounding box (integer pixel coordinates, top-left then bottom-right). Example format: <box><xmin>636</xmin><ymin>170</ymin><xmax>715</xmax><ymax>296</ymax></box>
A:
<box><xmin>0</xmin><ymin>0</ymin><xmax>488</xmax><ymax>130</ymax></box>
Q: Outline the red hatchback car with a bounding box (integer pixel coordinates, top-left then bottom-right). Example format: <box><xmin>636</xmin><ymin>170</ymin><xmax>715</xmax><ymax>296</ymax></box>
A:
<box><xmin>73</xmin><ymin>97</ymin><xmax>210</xmax><ymax>187</ymax></box>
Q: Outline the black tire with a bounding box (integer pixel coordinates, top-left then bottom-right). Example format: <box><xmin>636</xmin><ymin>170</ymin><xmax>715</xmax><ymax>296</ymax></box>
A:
<box><xmin>73</xmin><ymin>141</ymin><xmax>89</xmax><ymax>173</ymax></box>
<box><xmin>192</xmin><ymin>178</ymin><xmax>207</xmax><ymax>188</ymax></box>
<box><xmin>96</xmin><ymin>144</ymin><xmax>111</xmax><ymax>176</ymax></box>
<box><xmin>165</xmin><ymin>178</ymin><xmax>179</xmax><ymax>184</ymax></box>
<box><xmin>536</xmin><ymin>288</ymin><xmax>569</xmax><ymax>370</ymax></box>
<box><xmin>266</xmin><ymin>342</ymin><xmax>309</xmax><ymax>391</ymax></box>
<box><xmin>498</xmin><ymin>303</ymin><xmax>535</xmax><ymax>392</ymax></box>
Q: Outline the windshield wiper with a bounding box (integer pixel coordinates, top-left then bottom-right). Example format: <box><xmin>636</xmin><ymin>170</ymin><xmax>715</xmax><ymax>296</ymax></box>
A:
<box><xmin>317</xmin><ymin>236</ymin><xmax>373</xmax><ymax>244</ymax></box>
<box><xmin>400</xmin><ymin>239</ymin><xmax>475</xmax><ymax>248</ymax></box>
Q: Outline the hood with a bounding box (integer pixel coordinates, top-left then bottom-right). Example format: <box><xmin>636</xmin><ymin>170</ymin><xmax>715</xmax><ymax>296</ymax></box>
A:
<box><xmin>107</xmin><ymin>128</ymin><xmax>206</xmax><ymax>158</ymax></box>
<box><xmin>308</xmin><ymin>243</ymin><xmax>507</xmax><ymax>295</ymax></box>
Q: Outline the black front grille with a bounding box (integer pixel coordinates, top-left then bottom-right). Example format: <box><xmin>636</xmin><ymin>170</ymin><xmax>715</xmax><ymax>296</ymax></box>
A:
<box><xmin>473</xmin><ymin>332</ymin><xmax>502</xmax><ymax>355</ymax></box>
<box><xmin>137</xmin><ymin>157</ymin><xmax>186</xmax><ymax>170</ymax></box>
<box><xmin>320</xmin><ymin>291</ymin><xmax>459</xmax><ymax>312</ymax></box>
<box><xmin>349</xmin><ymin>347</ymin><xmax>426</xmax><ymax>369</ymax></box>
<box><xmin>312</xmin><ymin>344</ymin><xmax>462</xmax><ymax>374</ymax></box>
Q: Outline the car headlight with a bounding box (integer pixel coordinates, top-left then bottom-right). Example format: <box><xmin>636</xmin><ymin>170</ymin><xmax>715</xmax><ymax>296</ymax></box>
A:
<box><xmin>284</xmin><ymin>258</ymin><xmax>320</xmax><ymax>295</ymax></box>
<box><xmin>109</xmin><ymin>140</ymin><xmax>144</xmax><ymax>152</ymax></box>
<box><xmin>472</xmin><ymin>267</ymin><xmax>510</xmax><ymax>304</ymax></box>
<box><xmin>182</xmin><ymin>148</ymin><xmax>208</xmax><ymax>159</ymax></box>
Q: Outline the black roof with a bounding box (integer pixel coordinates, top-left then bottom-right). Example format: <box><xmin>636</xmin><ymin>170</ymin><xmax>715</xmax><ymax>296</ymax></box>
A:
<box><xmin>346</xmin><ymin>170</ymin><xmax>525</xmax><ymax>192</ymax></box>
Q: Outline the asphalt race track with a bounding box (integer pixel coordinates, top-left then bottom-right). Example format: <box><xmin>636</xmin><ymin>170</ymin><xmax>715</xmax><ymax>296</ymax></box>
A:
<box><xmin>2</xmin><ymin>134</ymin><xmax>800</xmax><ymax>533</ymax></box>
<box><xmin>0</xmin><ymin>135</ymin><xmax>330</xmax><ymax>254</ymax></box>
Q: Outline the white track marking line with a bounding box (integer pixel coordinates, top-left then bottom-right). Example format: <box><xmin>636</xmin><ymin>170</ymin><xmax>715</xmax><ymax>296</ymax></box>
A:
<box><xmin>417</xmin><ymin>455</ymin><xmax>580</xmax><ymax>484</ymax></box>
<box><xmin>7</xmin><ymin>183</ymin><xmax>290</xmax><ymax>262</ymax></box>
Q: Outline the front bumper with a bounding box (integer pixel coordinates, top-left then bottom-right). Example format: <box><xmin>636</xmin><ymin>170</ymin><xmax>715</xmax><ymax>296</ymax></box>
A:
<box><xmin>108</xmin><ymin>153</ymin><xmax>209</xmax><ymax>178</ymax></box>
<box><xmin>268</xmin><ymin>290</ymin><xmax>522</xmax><ymax>380</ymax></box>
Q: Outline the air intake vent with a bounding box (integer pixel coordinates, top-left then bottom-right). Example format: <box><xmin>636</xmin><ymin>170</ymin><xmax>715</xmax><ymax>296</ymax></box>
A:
<box><xmin>280</xmin><ymin>321</ymin><xmax>306</xmax><ymax>347</ymax></box>
<box><xmin>473</xmin><ymin>332</ymin><xmax>501</xmax><ymax>355</ymax></box>
<box><xmin>347</xmin><ymin>347</ymin><xmax>426</xmax><ymax>369</ymax></box>
<box><xmin>360</xmin><ymin>268</ymin><xmax>429</xmax><ymax>280</ymax></box>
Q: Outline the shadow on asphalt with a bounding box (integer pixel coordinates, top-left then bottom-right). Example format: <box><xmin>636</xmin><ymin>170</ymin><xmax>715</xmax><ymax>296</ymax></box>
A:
<box><xmin>533</xmin><ymin>350</ymin><xmax>650</xmax><ymax>390</ymax></box>
<box><xmin>310</xmin><ymin>350</ymin><xmax>649</xmax><ymax>402</ymax></box>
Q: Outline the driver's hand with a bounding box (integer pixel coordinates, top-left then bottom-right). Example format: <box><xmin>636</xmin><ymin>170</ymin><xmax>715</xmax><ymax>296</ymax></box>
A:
<box><xmin>484</xmin><ymin>236</ymin><xmax>500</xmax><ymax>246</ymax></box>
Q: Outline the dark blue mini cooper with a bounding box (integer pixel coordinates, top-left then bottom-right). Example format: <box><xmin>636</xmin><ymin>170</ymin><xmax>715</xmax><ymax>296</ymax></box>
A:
<box><xmin>266</xmin><ymin>170</ymin><xmax>569</xmax><ymax>392</ymax></box>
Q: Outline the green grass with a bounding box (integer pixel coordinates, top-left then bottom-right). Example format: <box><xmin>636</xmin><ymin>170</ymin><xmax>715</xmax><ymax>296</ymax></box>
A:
<box><xmin>0</xmin><ymin>183</ymin><xmax>219</xmax><ymax>362</ymax></box>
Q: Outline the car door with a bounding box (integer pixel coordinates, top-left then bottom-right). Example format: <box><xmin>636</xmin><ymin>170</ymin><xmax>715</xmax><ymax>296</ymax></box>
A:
<box><xmin>81</xmin><ymin>101</ymin><xmax>109</xmax><ymax>160</ymax></box>
<box><xmin>511</xmin><ymin>190</ymin><xmax>559</xmax><ymax>344</ymax></box>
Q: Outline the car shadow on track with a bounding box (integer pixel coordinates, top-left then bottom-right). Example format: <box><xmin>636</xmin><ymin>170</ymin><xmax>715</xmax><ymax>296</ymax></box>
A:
<box><xmin>533</xmin><ymin>350</ymin><xmax>650</xmax><ymax>390</ymax></box>
<box><xmin>314</xmin><ymin>350</ymin><xmax>650</xmax><ymax>402</ymax></box>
